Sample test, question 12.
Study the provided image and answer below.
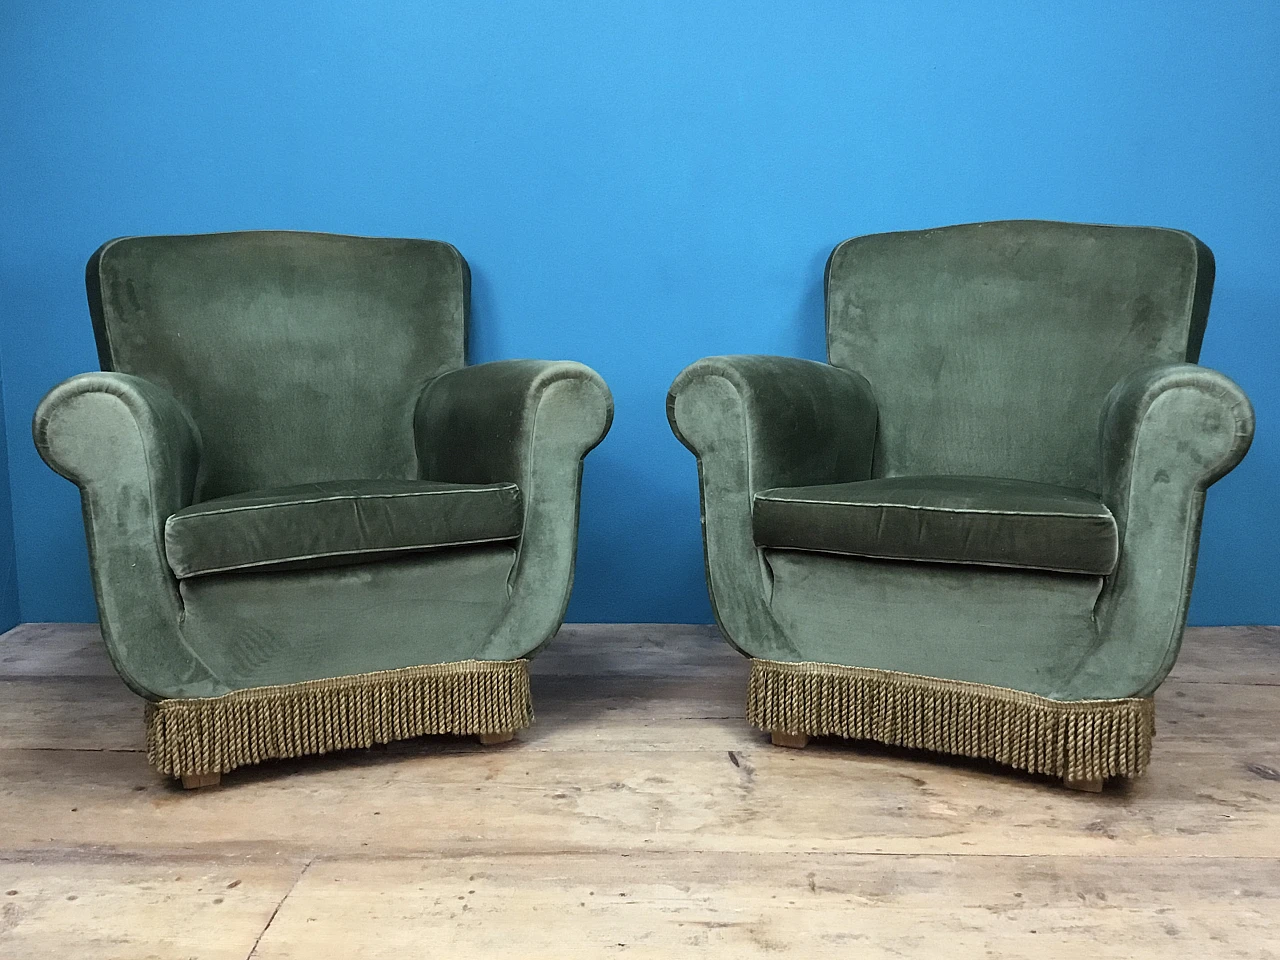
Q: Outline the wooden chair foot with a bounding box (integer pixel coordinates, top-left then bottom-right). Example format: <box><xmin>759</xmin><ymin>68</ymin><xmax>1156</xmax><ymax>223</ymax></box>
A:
<box><xmin>478</xmin><ymin>731</ymin><xmax>515</xmax><ymax>746</ymax></box>
<box><xmin>771</xmin><ymin>731</ymin><xmax>809</xmax><ymax>749</ymax></box>
<box><xmin>180</xmin><ymin>772</ymin><xmax>221</xmax><ymax>790</ymax></box>
<box><xmin>1064</xmin><ymin>776</ymin><xmax>1104</xmax><ymax>793</ymax></box>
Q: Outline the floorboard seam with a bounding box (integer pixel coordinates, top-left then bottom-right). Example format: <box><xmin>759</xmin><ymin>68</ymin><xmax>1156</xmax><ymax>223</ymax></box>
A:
<box><xmin>6</xmin><ymin>850</ymin><xmax>1280</xmax><ymax>866</ymax></box>
<box><xmin>18</xmin><ymin>746</ymin><xmax>144</xmax><ymax>754</ymax></box>
<box><xmin>246</xmin><ymin>857</ymin><xmax>313</xmax><ymax>959</ymax></box>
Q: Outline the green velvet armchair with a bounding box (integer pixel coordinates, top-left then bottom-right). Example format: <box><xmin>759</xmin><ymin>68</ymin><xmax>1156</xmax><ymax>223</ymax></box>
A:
<box><xmin>34</xmin><ymin>231</ymin><xmax>613</xmax><ymax>786</ymax></box>
<box><xmin>668</xmin><ymin>220</ymin><xmax>1253</xmax><ymax>790</ymax></box>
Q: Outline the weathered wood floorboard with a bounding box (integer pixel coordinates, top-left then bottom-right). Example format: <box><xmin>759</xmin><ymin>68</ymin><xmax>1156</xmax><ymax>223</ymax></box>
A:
<box><xmin>1</xmin><ymin>623</ymin><xmax>1277</xmax><ymax>958</ymax></box>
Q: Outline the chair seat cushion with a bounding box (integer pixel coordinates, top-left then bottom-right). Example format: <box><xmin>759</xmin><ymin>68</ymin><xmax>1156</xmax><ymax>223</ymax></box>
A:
<box><xmin>165</xmin><ymin>478</ymin><xmax>522</xmax><ymax>580</ymax></box>
<box><xmin>753</xmin><ymin>475</ymin><xmax>1119</xmax><ymax>576</ymax></box>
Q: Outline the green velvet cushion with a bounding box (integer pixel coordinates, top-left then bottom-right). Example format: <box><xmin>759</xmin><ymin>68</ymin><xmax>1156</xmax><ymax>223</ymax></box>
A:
<box><xmin>753</xmin><ymin>475</ymin><xmax>1118</xmax><ymax>576</ymax></box>
<box><xmin>164</xmin><ymin>478</ymin><xmax>522</xmax><ymax>580</ymax></box>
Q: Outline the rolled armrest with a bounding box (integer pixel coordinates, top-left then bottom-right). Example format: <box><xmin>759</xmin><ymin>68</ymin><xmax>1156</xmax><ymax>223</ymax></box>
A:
<box><xmin>666</xmin><ymin>355</ymin><xmax>878</xmax><ymax>660</ymax></box>
<box><xmin>667</xmin><ymin>355</ymin><xmax>878</xmax><ymax>496</ymax></box>
<box><xmin>415</xmin><ymin>360</ymin><xmax>612</xmax><ymax>487</ymax></box>
<box><xmin>33</xmin><ymin>372</ymin><xmax>212</xmax><ymax>698</ymax></box>
<box><xmin>35</xmin><ymin>372</ymin><xmax>202</xmax><ymax>505</ymax></box>
<box><xmin>414</xmin><ymin>360</ymin><xmax>613</xmax><ymax>659</ymax></box>
<box><xmin>1100</xmin><ymin>362</ymin><xmax>1253</xmax><ymax>528</ymax></box>
<box><xmin>1088</xmin><ymin>361</ymin><xmax>1254</xmax><ymax>697</ymax></box>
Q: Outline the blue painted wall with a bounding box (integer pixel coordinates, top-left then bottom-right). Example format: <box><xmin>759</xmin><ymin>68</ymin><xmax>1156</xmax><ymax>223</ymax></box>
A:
<box><xmin>0</xmin><ymin>359</ymin><xmax>20</xmax><ymax>632</ymax></box>
<box><xmin>1</xmin><ymin>2</ymin><xmax>1276</xmax><ymax>625</ymax></box>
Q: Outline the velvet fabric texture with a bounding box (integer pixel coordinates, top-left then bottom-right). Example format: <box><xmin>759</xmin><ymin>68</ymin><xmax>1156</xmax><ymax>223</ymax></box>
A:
<box><xmin>669</xmin><ymin>221</ymin><xmax>1253</xmax><ymax>710</ymax></box>
<box><xmin>35</xmin><ymin>231</ymin><xmax>614</xmax><ymax>702</ymax></box>
<box><xmin>753</xmin><ymin>476</ymin><xmax>1119</xmax><ymax>576</ymax></box>
<box><xmin>165</xmin><ymin>478</ymin><xmax>523</xmax><ymax>579</ymax></box>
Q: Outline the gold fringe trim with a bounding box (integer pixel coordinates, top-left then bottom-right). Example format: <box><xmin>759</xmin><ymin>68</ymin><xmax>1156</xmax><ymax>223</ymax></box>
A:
<box><xmin>145</xmin><ymin>659</ymin><xmax>532</xmax><ymax>778</ymax></box>
<box><xmin>747</xmin><ymin>659</ymin><xmax>1154</xmax><ymax>781</ymax></box>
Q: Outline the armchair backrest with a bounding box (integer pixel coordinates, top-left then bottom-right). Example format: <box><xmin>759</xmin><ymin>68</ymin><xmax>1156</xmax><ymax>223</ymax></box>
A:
<box><xmin>87</xmin><ymin>231</ymin><xmax>467</xmax><ymax>500</ymax></box>
<box><xmin>825</xmin><ymin>220</ymin><xmax>1213</xmax><ymax>492</ymax></box>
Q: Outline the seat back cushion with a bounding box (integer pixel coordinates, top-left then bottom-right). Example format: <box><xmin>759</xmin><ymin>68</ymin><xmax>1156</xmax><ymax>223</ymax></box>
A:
<box><xmin>88</xmin><ymin>232</ymin><xmax>468</xmax><ymax>500</ymax></box>
<box><xmin>165</xmin><ymin>479</ymin><xmax>521</xmax><ymax>580</ymax></box>
<box><xmin>825</xmin><ymin>220</ymin><xmax>1212</xmax><ymax>493</ymax></box>
<box><xmin>753</xmin><ymin>475</ymin><xmax>1118</xmax><ymax>576</ymax></box>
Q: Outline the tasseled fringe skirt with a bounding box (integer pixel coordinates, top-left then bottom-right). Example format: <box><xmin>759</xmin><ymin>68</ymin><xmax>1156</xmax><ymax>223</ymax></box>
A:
<box><xmin>146</xmin><ymin>659</ymin><xmax>533</xmax><ymax>778</ymax></box>
<box><xmin>747</xmin><ymin>658</ymin><xmax>1154</xmax><ymax>781</ymax></box>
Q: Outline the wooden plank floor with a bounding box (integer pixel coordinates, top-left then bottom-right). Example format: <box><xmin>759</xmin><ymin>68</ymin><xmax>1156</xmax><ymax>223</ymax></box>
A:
<box><xmin>1</xmin><ymin>622</ymin><xmax>1278</xmax><ymax>958</ymax></box>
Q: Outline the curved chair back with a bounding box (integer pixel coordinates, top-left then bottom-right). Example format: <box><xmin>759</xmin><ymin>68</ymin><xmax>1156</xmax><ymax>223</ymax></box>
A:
<box><xmin>825</xmin><ymin>220</ymin><xmax>1213</xmax><ymax>491</ymax></box>
<box><xmin>87</xmin><ymin>231</ymin><xmax>468</xmax><ymax>500</ymax></box>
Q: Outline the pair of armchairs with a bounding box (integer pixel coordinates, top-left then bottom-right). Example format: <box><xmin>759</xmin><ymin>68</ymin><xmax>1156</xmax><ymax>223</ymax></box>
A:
<box><xmin>36</xmin><ymin>222</ymin><xmax>1252</xmax><ymax>792</ymax></box>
